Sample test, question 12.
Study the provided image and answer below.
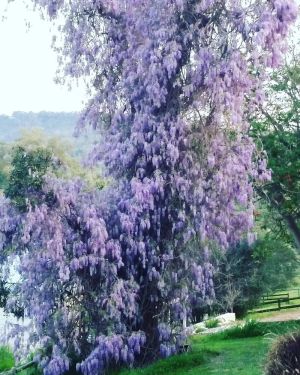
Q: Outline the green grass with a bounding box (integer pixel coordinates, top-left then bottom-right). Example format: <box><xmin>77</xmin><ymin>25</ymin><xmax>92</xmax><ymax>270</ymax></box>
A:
<box><xmin>218</xmin><ymin>319</ymin><xmax>263</xmax><ymax>339</ymax></box>
<box><xmin>247</xmin><ymin>305</ymin><xmax>300</xmax><ymax>320</ymax></box>
<box><xmin>2</xmin><ymin>321</ymin><xmax>300</xmax><ymax>375</ymax></box>
<box><xmin>118</xmin><ymin>320</ymin><xmax>300</xmax><ymax>375</ymax></box>
<box><xmin>0</xmin><ymin>348</ymin><xmax>41</xmax><ymax>375</ymax></box>
<box><xmin>204</xmin><ymin>318</ymin><xmax>219</xmax><ymax>329</ymax></box>
<box><xmin>117</xmin><ymin>350</ymin><xmax>212</xmax><ymax>375</ymax></box>
<box><xmin>118</xmin><ymin>336</ymin><xmax>266</xmax><ymax>375</ymax></box>
<box><xmin>0</xmin><ymin>347</ymin><xmax>14</xmax><ymax>372</ymax></box>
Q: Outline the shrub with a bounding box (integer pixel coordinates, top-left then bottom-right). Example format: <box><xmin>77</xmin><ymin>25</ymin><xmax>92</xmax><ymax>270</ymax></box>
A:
<box><xmin>265</xmin><ymin>331</ymin><xmax>300</xmax><ymax>375</ymax></box>
<box><xmin>194</xmin><ymin>326</ymin><xmax>205</xmax><ymax>334</ymax></box>
<box><xmin>221</xmin><ymin>319</ymin><xmax>263</xmax><ymax>339</ymax></box>
<box><xmin>205</xmin><ymin>318</ymin><xmax>219</xmax><ymax>329</ymax></box>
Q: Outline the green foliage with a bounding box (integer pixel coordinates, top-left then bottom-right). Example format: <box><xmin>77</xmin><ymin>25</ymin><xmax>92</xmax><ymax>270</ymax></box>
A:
<box><xmin>3</xmin><ymin>129</ymin><xmax>106</xmax><ymax>212</ymax></box>
<box><xmin>118</xmin><ymin>352</ymin><xmax>207</xmax><ymax>375</ymax></box>
<box><xmin>210</xmin><ymin>236</ymin><xmax>298</xmax><ymax>317</ymax></box>
<box><xmin>4</xmin><ymin>146</ymin><xmax>53</xmax><ymax>212</ymax></box>
<box><xmin>18</xmin><ymin>363</ymin><xmax>42</xmax><ymax>375</ymax></box>
<box><xmin>220</xmin><ymin>320</ymin><xmax>263</xmax><ymax>339</ymax></box>
<box><xmin>251</xmin><ymin>57</ymin><xmax>300</xmax><ymax>247</ymax></box>
<box><xmin>252</xmin><ymin>236</ymin><xmax>298</xmax><ymax>290</ymax></box>
<box><xmin>254</xmin><ymin>127</ymin><xmax>300</xmax><ymax>218</ymax></box>
<box><xmin>0</xmin><ymin>347</ymin><xmax>43</xmax><ymax>375</ymax></box>
<box><xmin>204</xmin><ymin>319</ymin><xmax>219</xmax><ymax>329</ymax></box>
<box><xmin>194</xmin><ymin>326</ymin><xmax>205</xmax><ymax>334</ymax></box>
<box><xmin>0</xmin><ymin>142</ymin><xmax>11</xmax><ymax>191</ymax></box>
<box><xmin>0</xmin><ymin>347</ymin><xmax>14</xmax><ymax>372</ymax></box>
<box><xmin>15</xmin><ymin>129</ymin><xmax>106</xmax><ymax>189</ymax></box>
<box><xmin>265</xmin><ymin>331</ymin><xmax>300</xmax><ymax>375</ymax></box>
<box><xmin>19</xmin><ymin>369</ymin><xmax>41</xmax><ymax>375</ymax></box>
<box><xmin>214</xmin><ymin>320</ymin><xmax>300</xmax><ymax>341</ymax></box>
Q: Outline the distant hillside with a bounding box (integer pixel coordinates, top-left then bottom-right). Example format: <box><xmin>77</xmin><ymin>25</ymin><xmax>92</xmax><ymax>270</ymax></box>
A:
<box><xmin>0</xmin><ymin>112</ymin><xmax>79</xmax><ymax>142</ymax></box>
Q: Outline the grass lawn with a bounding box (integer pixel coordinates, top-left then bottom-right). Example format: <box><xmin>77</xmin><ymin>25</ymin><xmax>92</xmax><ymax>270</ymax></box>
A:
<box><xmin>1</xmin><ymin>339</ymin><xmax>267</xmax><ymax>375</ymax></box>
<box><xmin>247</xmin><ymin>305</ymin><xmax>300</xmax><ymax>320</ymax></box>
<box><xmin>2</xmin><ymin>321</ymin><xmax>300</xmax><ymax>375</ymax></box>
<box><xmin>0</xmin><ymin>347</ymin><xmax>14</xmax><ymax>373</ymax></box>
<box><xmin>118</xmin><ymin>321</ymin><xmax>300</xmax><ymax>375</ymax></box>
<box><xmin>118</xmin><ymin>336</ymin><xmax>267</xmax><ymax>375</ymax></box>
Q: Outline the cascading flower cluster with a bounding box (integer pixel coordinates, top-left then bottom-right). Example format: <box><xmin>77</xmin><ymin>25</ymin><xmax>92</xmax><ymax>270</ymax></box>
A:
<box><xmin>0</xmin><ymin>0</ymin><xmax>297</xmax><ymax>374</ymax></box>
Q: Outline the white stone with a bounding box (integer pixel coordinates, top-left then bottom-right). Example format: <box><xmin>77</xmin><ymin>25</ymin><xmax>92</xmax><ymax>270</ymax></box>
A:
<box><xmin>215</xmin><ymin>313</ymin><xmax>236</xmax><ymax>324</ymax></box>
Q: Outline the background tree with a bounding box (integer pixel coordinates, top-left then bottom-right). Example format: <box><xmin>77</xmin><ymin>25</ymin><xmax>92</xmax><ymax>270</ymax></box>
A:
<box><xmin>0</xmin><ymin>142</ymin><xmax>11</xmax><ymax>191</ymax></box>
<box><xmin>212</xmin><ymin>237</ymin><xmax>298</xmax><ymax>317</ymax></box>
<box><xmin>13</xmin><ymin>129</ymin><xmax>105</xmax><ymax>190</ymax></box>
<box><xmin>5</xmin><ymin>146</ymin><xmax>54</xmax><ymax>212</ymax></box>
<box><xmin>251</xmin><ymin>53</ymin><xmax>300</xmax><ymax>249</ymax></box>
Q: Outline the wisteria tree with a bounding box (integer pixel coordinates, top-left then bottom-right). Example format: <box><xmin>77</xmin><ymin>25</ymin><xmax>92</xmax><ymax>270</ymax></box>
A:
<box><xmin>0</xmin><ymin>0</ymin><xmax>297</xmax><ymax>374</ymax></box>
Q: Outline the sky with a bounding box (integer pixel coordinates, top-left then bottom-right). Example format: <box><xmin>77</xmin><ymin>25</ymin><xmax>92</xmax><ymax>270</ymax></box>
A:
<box><xmin>0</xmin><ymin>0</ymin><xmax>86</xmax><ymax>115</ymax></box>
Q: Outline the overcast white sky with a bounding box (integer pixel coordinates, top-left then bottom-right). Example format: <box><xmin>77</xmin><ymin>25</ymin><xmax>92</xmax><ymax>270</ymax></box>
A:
<box><xmin>0</xmin><ymin>0</ymin><xmax>86</xmax><ymax>115</ymax></box>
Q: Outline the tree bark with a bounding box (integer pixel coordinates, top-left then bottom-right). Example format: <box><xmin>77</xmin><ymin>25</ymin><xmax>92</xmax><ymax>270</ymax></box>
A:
<box><xmin>284</xmin><ymin>214</ymin><xmax>300</xmax><ymax>251</ymax></box>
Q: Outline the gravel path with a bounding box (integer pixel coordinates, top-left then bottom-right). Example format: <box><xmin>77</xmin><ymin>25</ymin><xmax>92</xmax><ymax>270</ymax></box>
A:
<box><xmin>259</xmin><ymin>309</ymin><xmax>300</xmax><ymax>322</ymax></box>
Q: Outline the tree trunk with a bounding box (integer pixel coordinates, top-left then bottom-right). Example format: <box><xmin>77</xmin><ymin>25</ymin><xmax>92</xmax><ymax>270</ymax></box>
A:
<box><xmin>284</xmin><ymin>215</ymin><xmax>300</xmax><ymax>251</ymax></box>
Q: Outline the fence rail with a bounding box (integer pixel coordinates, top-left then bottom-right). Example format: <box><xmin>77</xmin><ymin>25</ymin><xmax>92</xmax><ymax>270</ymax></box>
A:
<box><xmin>251</xmin><ymin>289</ymin><xmax>300</xmax><ymax>314</ymax></box>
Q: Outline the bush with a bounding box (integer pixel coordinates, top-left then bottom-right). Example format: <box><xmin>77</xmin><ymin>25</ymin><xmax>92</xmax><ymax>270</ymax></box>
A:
<box><xmin>221</xmin><ymin>319</ymin><xmax>263</xmax><ymax>339</ymax></box>
<box><xmin>265</xmin><ymin>331</ymin><xmax>300</xmax><ymax>375</ymax></box>
<box><xmin>205</xmin><ymin>318</ymin><xmax>219</xmax><ymax>329</ymax></box>
<box><xmin>194</xmin><ymin>326</ymin><xmax>205</xmax><ymax>334</ymax></box>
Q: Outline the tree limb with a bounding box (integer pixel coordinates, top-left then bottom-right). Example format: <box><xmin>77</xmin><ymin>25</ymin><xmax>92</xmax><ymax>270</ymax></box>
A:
<box><xmin>1</xmin><ymin>360</ymin><xmax>35</xmax><ymax>375</ymax></box>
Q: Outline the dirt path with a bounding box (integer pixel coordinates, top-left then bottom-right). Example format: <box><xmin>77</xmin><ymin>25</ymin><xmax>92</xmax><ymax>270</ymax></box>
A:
<box><xmin>259</xmin><ymin>309</ymin><xmax>300</xmax><ymax>322</ymax></box>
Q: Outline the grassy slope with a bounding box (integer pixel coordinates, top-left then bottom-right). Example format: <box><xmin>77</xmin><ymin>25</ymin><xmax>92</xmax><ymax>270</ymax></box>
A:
<box><xmin>118</xmin><ymin>321</ymin><xmax>300</xmax><ymax>375</ymax></box>
<box><xmin>118</xmin><ymin>337</ymin><xmax>266</xmax><ymax>375</ymax></box>
<box><xmin>2</xmin><ymin>321</ymin><xmax>300</xmax><ymax>375</ymax></box>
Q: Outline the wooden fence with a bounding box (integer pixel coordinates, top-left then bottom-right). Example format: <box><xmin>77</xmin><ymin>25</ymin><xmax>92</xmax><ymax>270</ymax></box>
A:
<box><xmin>251</xmin><ymin>289</ymin><xmax>300</xmax><ymax>314</ymax></box>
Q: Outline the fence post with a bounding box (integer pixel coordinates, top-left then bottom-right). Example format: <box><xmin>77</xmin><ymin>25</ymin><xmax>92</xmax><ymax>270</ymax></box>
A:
<box><xmin>278</xmin><ymin>299</ymin><xmax>281</xmax><ymax>310</ymax></box>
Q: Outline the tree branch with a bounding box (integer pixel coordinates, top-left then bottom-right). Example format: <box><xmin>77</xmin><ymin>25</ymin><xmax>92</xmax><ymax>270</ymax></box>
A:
<box><xmin>1</xmin><ymin>361</ymin><xmax>35</xmax><ymax>375</ymax></box>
